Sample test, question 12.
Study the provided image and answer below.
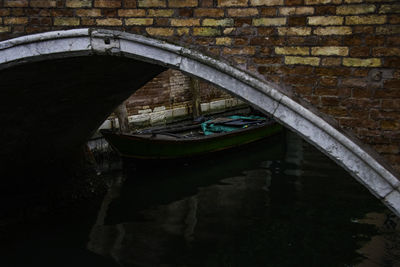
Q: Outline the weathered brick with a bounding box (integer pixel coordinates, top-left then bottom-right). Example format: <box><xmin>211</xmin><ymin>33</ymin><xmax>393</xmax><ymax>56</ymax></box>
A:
<box><xmin>284</xmin><ymin>75</ymin><xmax>318</xmax><ymax>85</ymax></box>
<box><xmin>314</xmin><ymin>26</ymin><xmax>352</xmax><ymax>35</ymax></box>
<box><xmin>253</xmin><ymin>57</ymin><xmax>282</xmax><ymax>64</ymax></box>
<box><xmin>283</xmin><ymin>66</ymin><xmax>315</xmax><ymax>75</ymax></box>
<box><xmin>228</xmin><ymin>8</ymin><xmax>258</xmax><ymax>17</ymax></box>
<box><xmin>4</xmin><ymin>17</ymin><xmax>28</xmax><ymax>24</ymax></box>
<box><xmin>30</xmin><ymin>0</ymin><xmax>56</xmax><ymax>7</ymax></box>
<box><xmin>256</xmin><ymin>27</ymin><xmax>274</xmax><ymax>36</ymax></box>
<box><xmin>288</xmin><ymin>17</ymin><xmax>307</xmax><ymax>26</ymax></box>
<box><xmin>321</xmin><ymin>96</ymin><xmax>341</xmax><ymax>106</ymax></box>
<box><xmin>125</xmin><ymin>18</ymin><xmax>153</xmax><ymax>25</ymax></box>
<box><xmin>376</xmin><ymin>25</ymin><xmax>400</xmax><ymax>35</ymax></box>
<box><xmin>54</xmin><ymin>17</ymin><xmax>80</xmax><ymax>26</ymax></box>
<box><xmin>381</xmin><ymin>120</ymin><xmax>400</xmax><ymax>131</ymax></box>
<box><xmin>384</xmin><ymin>58</ymin><xmax>400</xmax><ymax>68</ymax></box>
<box><xmin>251</xmin><ymin>0</ymin><xmax>283</xmax><ymax>6</ymax></box>
<box><xmin>152</xmin><ymin>17</ymin><xmax>167</xmax><ymax>26</ymax></box>
<box><xmin>373</xmin><ymin>47</ymin><xmax>400</xmax><ymax>57</ymax></box>
<box><xmin>315</xmin><ymin>6</ymin><xmax>336</xmax><ymax>15</ymax></box>
<box><xmin>96</xmin><ymin>18</ymin><xmax>122</xmax><ymax>26</ymax></box>
<box><xmin>379</xmin><ymin>4</ymin><xmax>400</xmax><ymax>14</ymax></box>
<box><xmin>118</xmin><ymin>9</ymin><xmax>146</xmax><ymax>17</ymax></box>
<box><xmin>146</xmin><ymin>27</ymin><xmax>174</xmax><ymax>36</ymax></box>
<box><xmin>193</xmin><ymin>27</ymin><xmax>220</xmax><ymax>36</ymax></box>
<box><xmin>349</xmin><ymin>47</ymin><xmax>370</xmax><ymax>57</ymax></box>
<box><xmin>344</xmin><ymin>0</ymin><xmax>363</xmax><ymax>3</ymax></box>
<box><xmin>169</xmin><ymin>0</ymin><xmax>198</xmax><ymax>7</ymax></box>
<box><xmin>384</xmin><ymin>80</ymin><xmax>400</xmax><ymax>89</ymax></box>
<box><xmin>337</xmin><ymin>5</ymin><xmax>376</xmax><ymax>15</ymax></box>
<box><xmin>320</xmin><ymin>106</ymin><xmax>348</xmax><ymax>117</ymax></box>
<box><xmin>305</xmin><ymin>0</ymin><xmax>341</xmax><ymax>4</ymax></box>
<box><xmin>30</xmin><ymin>17</ymin><xmax>52</xmax><ymax>25</ymax></box>
<box><xmin>261</xmin><ymin>7</ymin><xmax>277</xmax><ymax>16</ymax></box>
<box><xmin>382</xmin><ymin>99</ymin><xmax>400</xmax><ymax>109</ymax></box>
<box><xmin>321</xmin><ymin>57</ymin><xmax>342</xmax><ymax>66</ymax></box>
<box><xmin>346</xmin><ymin>15</ymin><xmax>387</xmax><ymax>25</ymax></box>
<box><xmin>286</xmin><ymin>0</ymin><xmax>303</xmax><ymax>5</ymax></box>
<box><xmin>285</xmin><ymin>56</ymin><xmax>320</xmax><ymax>66</ymax></box>
<box><xmin>320</xmin><ymin>37</ymin><xmax>343</xmax><ymax>46</ymax></box>
<box><xmin>94</xmin><ymin>0</ymin><xmax>121</xmax><ymax>8</ymax></box>
<box><xmin>275</xmin><ymin>46</ymin><xmax>309</xmax><ymax>55</ymax></box>
<box><xmin>253</xmin><ymin>18</ymin><xmax>286</xmax><ymax>26</ymax></box>
<box><xmin>171</xmin><ymin>18</ymin><xmax>200</xmax><ymax>26</ymax></box>
<box><xmin>218</xmin><ymin>0</ymin><xmax>248</xmax><ymax>7</ymax></box>
<box><xmin>278</xmin><ymin>27</ymin><xmax>311</xmax><ymax>35</ymax></box>
<box><xmin>176</xmin><ymin>27</ymin><xmax>189</xmax><ymax>35</ymax></box>
<box><xmin>233</xmin><ymin>37</ymin><xmax>248</xmax><ymax>45</ymax></box>
<box><xmin>351</xmin><ymin>87</ymin><xmax>374</xmax><ymax>98</ymax></box>
<box><xmin>4</xmin><ymin>0</ymin><xmax>28</xmax><ymax>7</ymax></box>
<box><xmin>138</xmin><ymin>0</ymin><xmax>166</xmax><ymax>7</ymax></box>
<box><xmin>365</xmin><ymin>36</ymin><xmax>385</xmax><ymax>46</ymax></box>
<box><xmin>312</xmin><ymin>46</ymin><xmax>348</xmax><ymax>56</ymax></box>
<box><xmin>342</xmin><ymin>77</ymin><xmax>367</xmax><ymax>87</ymax></box>
<box><xmin>374</xmin><ymin>144</ymin><xmax>399</xmax><ymax>154</ymax></box>
<box><xmin>147</xmin><ymin>9</ymin><xmax>174</xmax><ymax>17</ymax></box>
<box><xmin>10</xmin><ymin>8</ymin><xmax>24</xmax><ymax>16</ymax></box>
<box><xmin>81</xmin><ymin>17</ymin><xmax>96</xmax><ymax>26</ymax></box>
<box><xmin>203</xmin><ymin>18</ymin><xmax>233</xmax><ymax>26</ymax></box>
<box><xmin>320</xmin><ymin>76</ymin><xmax>338</xmax><ymax>87</ymax></box>
<box><xmin>353</xmin><ymin>69</ymin><xmax>369</xmax><ymax>77</ymax></box>
<box><xmin>123</xmin><ymin>0</ymin><xmax>137</xmax><ymax>7</ymax></box>
<box><xmin>389</xmin><ymin>14</ymin><xmax>400</xmax><ymax>24</ymax></box>
<box><xmin>343</xmin><ymin>36</ymin><xmax>361</xmax><ymax>46</ymax></box>
<box><xmin>102</xmin><ymin>9</ymin><xmax>118</xmax><ymax>17</ymax></box>
<box><xmin>223</xmin><ymin>47</ymin><xmax>256</xmax><ymax>55</ymax></box>
<box><xmin>308</xmin><ymin>16</ymin><xmax>343</xmax><ymax>25</ymax></box>
<box><xmin>76</xmin><ymin>9</ymin><xmax>101</xmax><ymax>17</ymax></box>
<box><xmin>66</xmin><ymin>0</ymin><xmax>92</xmax><ymax>8</ymax></box>
<box><xmin>0</xmin><ymin>9</ymin><xmax>11</xmax><ymax>16</ymax></box>
<box><xmin>343</xmin><ymin>58</ymin><xmax>381</xmax><ymax>67</ymax></box>
<box><xmin>194</xmin><ymin>8</ymin><xmax>224</xmax><ymax>17</ymax></box>
<box><xmin>178</xmin><ymin>8</ymin><xmax>193</xmax><ymax>17</ymax></box>
<box><xmin>292</xmin><ymin>85</ymin><xmax>313</xmax><ymax>95</ymax></box>
<box><xmin>280</xmin><ymin>7</ymin><xmax>314</xmax><ymax>16</ymax></box>
<box><xmin>216</xmin><ymin>37</ymin><xmax>232</xmax><ymax>45</ymax></box>
<box><xmin>0</xmin><ymin>26</ymin><xmax>11</xmax><ymax>32</ymax></box>
<box><xmin>25</xmin><ymin>8</ymin><xmax>48</xmax><ymax>16</ymax></box>
<box><xmin>316</xmin><ymin>67</ymin><xmax>350</xmax><ymax>76</ymax></box>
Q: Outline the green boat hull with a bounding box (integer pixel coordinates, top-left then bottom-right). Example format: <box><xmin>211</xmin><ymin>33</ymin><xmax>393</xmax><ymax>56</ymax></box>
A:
<box><xmin>101</xmin><ymin>123</ymin><xmax>283</xmax><ymax>160</ymax></box>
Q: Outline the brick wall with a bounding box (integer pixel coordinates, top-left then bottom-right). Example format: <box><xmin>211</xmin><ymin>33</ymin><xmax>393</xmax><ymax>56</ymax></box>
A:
<box><xmin>124</xmin><ymin>69</ymin><xmax>232</xmax><ymax>115</ymax></box>
<box><xmin>0</xmin><ymin>0</ymin><xmax>399</xmax><ymax>170</ymax></box>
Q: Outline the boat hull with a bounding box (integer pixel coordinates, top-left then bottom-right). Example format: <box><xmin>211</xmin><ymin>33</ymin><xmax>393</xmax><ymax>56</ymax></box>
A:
<box><xmin>101</xmin><ymin>122</ymin><xmax>283</xmax><ymax>160</ymax></box>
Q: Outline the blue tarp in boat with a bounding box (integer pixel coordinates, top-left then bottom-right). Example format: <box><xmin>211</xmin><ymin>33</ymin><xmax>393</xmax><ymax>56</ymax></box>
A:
<box><xmin>201</xmin><ymin>115</ymin><xmax>267</xmax><ymax>136</ymax></box>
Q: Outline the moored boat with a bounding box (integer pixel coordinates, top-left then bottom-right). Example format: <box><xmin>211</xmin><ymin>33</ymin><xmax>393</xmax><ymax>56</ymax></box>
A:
<box><xmin>100</xmin><ymin>115</ymin><xmax>282</xmax><ymax>160</ymax></box>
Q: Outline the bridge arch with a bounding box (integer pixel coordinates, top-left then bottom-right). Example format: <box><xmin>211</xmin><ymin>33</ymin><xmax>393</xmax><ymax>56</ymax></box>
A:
<box><xmin>1</xmin><ymin>28</ymin><xmax>399</xmax><ymax>216</ymax></box>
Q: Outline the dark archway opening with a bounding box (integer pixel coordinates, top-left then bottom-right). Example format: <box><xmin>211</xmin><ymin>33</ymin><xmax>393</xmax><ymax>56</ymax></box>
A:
<box><xmin>0</xmin><ymin>55</ymin><xmax>165</xmax><ymax>196</ymax></box>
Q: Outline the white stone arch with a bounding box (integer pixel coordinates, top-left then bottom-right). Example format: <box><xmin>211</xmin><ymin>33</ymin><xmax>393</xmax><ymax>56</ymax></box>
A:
<box><xmin>1</xmin><ymin>28</ymin><xmax>399</xmax><ymax>216</ymax></box>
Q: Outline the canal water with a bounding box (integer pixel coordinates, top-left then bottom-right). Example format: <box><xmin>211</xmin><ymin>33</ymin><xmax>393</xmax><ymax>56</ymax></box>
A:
<box><xmin>1</xmin><ymin>130</ymin><xmax>399</xmax><ymax>267</ymax></box>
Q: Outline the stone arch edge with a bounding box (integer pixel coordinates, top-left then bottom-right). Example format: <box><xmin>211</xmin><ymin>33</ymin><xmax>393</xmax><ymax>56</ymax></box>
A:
<box><xmin>1</xmin><ymin>28</ymin><xmax>399</xmax><ymax>216</ymax></box>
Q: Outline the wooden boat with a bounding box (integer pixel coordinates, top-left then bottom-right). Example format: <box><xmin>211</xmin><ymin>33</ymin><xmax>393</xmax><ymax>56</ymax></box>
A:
<box><xmin>100</xmin><ymin>116</ymin><xmax>282</xmax><ymax>160</ymax></box>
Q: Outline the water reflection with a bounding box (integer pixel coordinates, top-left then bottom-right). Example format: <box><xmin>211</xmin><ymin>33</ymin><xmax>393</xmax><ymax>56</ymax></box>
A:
<box><xmin>86</xmin><ymin>131</ymin><xmax>391</xmax><ymax>267</ymax></box>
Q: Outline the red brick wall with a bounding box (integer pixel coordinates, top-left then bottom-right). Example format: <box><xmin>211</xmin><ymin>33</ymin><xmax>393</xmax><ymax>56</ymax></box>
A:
<box><xmin>0</xmin><ymin>0</ymin><xmax>399</xmax><ymax>170</ymax></box>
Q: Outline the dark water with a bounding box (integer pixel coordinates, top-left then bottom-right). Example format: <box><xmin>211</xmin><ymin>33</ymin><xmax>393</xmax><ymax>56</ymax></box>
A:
<box><xmin>1</xmin><ymin>131</ymin><xmax>399</xmax><ymax>267</ymax></box>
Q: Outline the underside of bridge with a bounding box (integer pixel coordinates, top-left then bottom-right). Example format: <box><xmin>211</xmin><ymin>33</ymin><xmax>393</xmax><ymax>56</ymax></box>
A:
<box><xmin>0</xmin><ymin>29</ymin><xmax>399</xmax><ymax>216</ymax></box>
<box><xmin>0</xmin><ymin>55</ymin><xmax>165</xmax><ymax>179</ymax></box>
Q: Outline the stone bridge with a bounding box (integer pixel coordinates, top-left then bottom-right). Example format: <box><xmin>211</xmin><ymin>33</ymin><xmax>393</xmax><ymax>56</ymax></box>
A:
<box><xmin>0</xmin><ymin>0</ymin><xmax>399</xmax><ymax>215</ymax></box>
